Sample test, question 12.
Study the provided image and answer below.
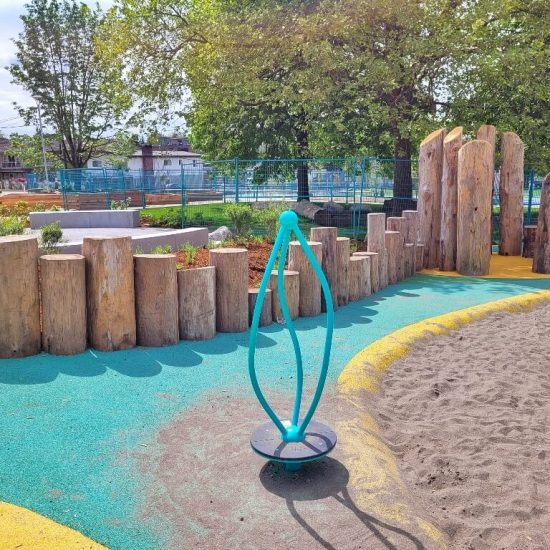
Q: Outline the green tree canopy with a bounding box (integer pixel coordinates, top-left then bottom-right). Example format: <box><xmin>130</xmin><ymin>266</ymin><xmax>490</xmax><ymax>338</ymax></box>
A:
<box><xmin>10</xmin><ymin>0</ymin><xmax>124</xmax><ymax>168</ymax></box>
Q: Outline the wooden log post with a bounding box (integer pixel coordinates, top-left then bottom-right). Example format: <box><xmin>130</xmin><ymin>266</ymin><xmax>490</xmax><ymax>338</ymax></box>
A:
<box><xmin>268</xmin><ymin>270</ymin><xmax>300</xmax><ymax>322</ymax></box>
<box><xmin>353</xmin><ymin>252</ymin><xmax>379</xmax><ymax>293</ymax></box>
<box><xmin>288</xmin><ymin>241</ymin><xmax>322</xmax><ymax>317</ymax></box>
<box><xmin>248</xmin><ymin>288</ymin><xmax>272</xmax><ymax>327</ymax></box>
<box><xmin>134</xmin><ymin>254</ymin><xmax>179</xmax><ymax>347</ymax></box>
<box><xmin>209</xmin><ymin>248</ymin><xmax>248</xmax><ymax>332</ymax></box>
<box><xmin>385</xmin><ymin>231</ymin><xmax>400</xmax><ymax>284</ymax></box>
<box><xmin>40</xmin><ymin>254</ymin><xmax>86</xmax><ymax>355</ymax></box>
<box><xmin>178</xmin><ymin>266</ymin><xmax>216</xmax><ymax>340</ymax></box>
<box><xmin>367</xmin><ymin>212</ymin><xmax>388</xmax><ymax>288</ymax></box>
<box><xmin>533</xmin><ymin>174</ymin><xmax>550</xmax><ymax>273</ymax></box>
<box><xmin>418</xmin><ymin>129</ymin><xmax>445</xmax><ymax>268</ymax></box>
<box><xmin>477</xmin><ymin>124</ymin><xmax>497</xmax><ymax>251</ymax></box>
<box><xmin>82</xmin><ymin>237</ymin><xmax>136</xmax><ymax>351</ymax></box>
<box><xmin>456</xmin><ymin>140</ymin><xmax>493</xmax><ymax>276</ymax></box>
<box><xmin>402</xmin><ymin>210</ymin><xmax>419</xmax><ymax>275</ymax></box>
<box><xmin>499</xmin><ymin>132</ymin><xmax>524</xmax><ymax>256</ymax></box>
<box><xmin>440</xmin><ymin>127</ymin><xmax>463</xmax><ymax>271</ymax></box>
<box><xmin>349</xmin><ymin>256</ymin><xmax>369</xmax><ymax>301</ymax></box>
<box><xmin>404</xmin><ymin>243</ymin><xmax>415</xmax><ymax>278</ymax></box>
<box><xmin>416</xmin><ymin>243</ymin><xmax>425</xmax><ymax>271</ymax></box>
<box><xmin>523</xmin><ymin>226</ymin><xmax>537</xmax><ymax>259</ymax></box>
<box><xmin>309</xmin><ymin>227</ymin><xmax>338</xmax><ymax>311</ymax></box>
<box><xmin>0</xmin><ymin>235</ymin><xmax>41</xmax><ymax>358</ymax></box>
<box><xmin>387</xmin><ymin>217</ymin><xmax>405</xmax><ymax>281</ymax></box>
<box><xmin>335</xmin><ymin>237</ymin><xmax>350</xmax><ymax>306</ymax></box>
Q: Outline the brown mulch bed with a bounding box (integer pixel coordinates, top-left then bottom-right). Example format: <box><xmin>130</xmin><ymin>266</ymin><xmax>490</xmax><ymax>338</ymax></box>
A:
<box><xmin>175</xmin><ymin>241</ymin><xmax>274</xmax><ymax>287</ymax></box>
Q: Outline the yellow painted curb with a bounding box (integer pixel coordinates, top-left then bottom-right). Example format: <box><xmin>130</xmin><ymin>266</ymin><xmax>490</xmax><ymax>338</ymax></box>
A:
<box><xmin>336</xmin><ymin>290</ymin><xmax>550</xmax><ymax>549</ymax></box>
<box><xmin>0</xmin><ymin>501</ymin><xmax>107</xmax><ymax>549</ymax></box>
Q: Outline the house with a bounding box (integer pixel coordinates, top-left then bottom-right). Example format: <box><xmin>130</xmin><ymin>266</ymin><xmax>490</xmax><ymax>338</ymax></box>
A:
<box><xmin>0</xmin><ymin>138</ymin><xmax>32</xmax><ymax>188</ymax></box>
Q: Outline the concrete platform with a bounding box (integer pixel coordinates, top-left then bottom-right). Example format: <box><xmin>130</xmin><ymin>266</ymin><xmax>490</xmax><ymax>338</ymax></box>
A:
<box><xmin>26</xmin><ymin>226</ymin><xmax>208</xmax><ymax>253</ymax></box>
<box><xmin>29</xmin><ymin>209</ymin><xmax>140</xmax><ymax>229</ymax></box>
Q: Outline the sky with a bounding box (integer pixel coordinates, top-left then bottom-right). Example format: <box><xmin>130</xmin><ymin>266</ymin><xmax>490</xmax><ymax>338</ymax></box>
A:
<box><xmin>0</xmin><ymin>0</ymin><xmax>114</xmax><ymax>136</ymax></box>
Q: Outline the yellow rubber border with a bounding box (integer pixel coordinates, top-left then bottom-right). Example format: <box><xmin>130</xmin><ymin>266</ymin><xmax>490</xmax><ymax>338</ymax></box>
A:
<box><xmin>336</xmin><ymin>290</ymin><xmax>550</xmax><ymax>548</ymax></box>
<box><xmin>0</xmin><ymin>501</ymin><xmax>107</xmax><ymax>549</ymax></box>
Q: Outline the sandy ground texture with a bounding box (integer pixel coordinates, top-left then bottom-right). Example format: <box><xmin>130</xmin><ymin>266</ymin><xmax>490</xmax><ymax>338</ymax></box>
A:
<box><xmin>135</xmin><ymin>390</ymin><xmax>441</xmax><ymax>550</ymax></box>
<box><xmin>371</xmin><ymin>303</ymin><xmax>550</xmax><ymax>550</ymax></box>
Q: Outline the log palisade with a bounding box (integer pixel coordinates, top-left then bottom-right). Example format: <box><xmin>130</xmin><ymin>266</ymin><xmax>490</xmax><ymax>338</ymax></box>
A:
<box><xmin>288</xmin><ymin>241</ymin><xmax>323</xmax><ymax>317</ymax></box>
<box><xmin>533</xmin><ymin>173</ymin><xmax>550</xmax><ymax>273</ymax></box>
<box><xmin>367</xmin><ymin>212</ymin><xmax>388</xmax><ymax>288</ymax></box>
<box><xmin>309</xmin><ymin>227</ymin><xmax>338</xmax><ymax>311</ymax></box>
<box><xmin>248</xmin><ymin>288</ymin><xmax>272</xmax><ymax>327</ymax></box>
<box><xmin>269</xmin><ymin>270</ymin><xmax>300</xmax><ymax>322</ymax></box>
<box><xmin>385</xmin><ymin>230</ymin><xmax>401</xmax><ymax>285</ymax></box>
<box><xmin>335</xmin><ymin>237</ymin><xmax>350</xmax><ymax>306</ymax></box>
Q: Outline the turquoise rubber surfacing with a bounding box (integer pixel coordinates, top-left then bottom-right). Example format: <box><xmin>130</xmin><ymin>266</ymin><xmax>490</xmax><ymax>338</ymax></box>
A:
<box><xmin>1</xmin><ymin>274</ymin><xmax>550</xmax><ymax>549</ymax></box>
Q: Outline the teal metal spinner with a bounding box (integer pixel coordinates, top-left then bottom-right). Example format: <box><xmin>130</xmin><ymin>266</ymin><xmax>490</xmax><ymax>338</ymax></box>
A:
<box><xmin>248</xmin><ymin>210</ymin><xmax>336</xmax><ymax>471</ymax></box>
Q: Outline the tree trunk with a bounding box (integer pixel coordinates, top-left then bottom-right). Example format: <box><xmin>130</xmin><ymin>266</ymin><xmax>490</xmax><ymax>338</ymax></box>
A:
<box><xmin>387</xmin><ymin>217</ymin><xmax>405</xmax><ymax>282</ymax></box>
<box><xmin>349</xmin><ymin>256</ymin><xmax>369</xmax><ymax>301</ymax></box>
<box><xmin>82</xmin><ymin>236</ymin><xmax>136</xmax><ymax>351</ymax></box>
<box><xmin>209</xmin><ymin>248</ymin><xmax>248</xmax><ymax>333</ymax></box>
<box><xmin>269</xmin><ymin>270</ymin><xmax>300</xmax><ymax>322</ymax></box>
<box><xmin>456</xmin><ymin>141</ymin><xmax>493</xmax><ymax>276</ymax></box>
<box><xmin>353</xmin><ymin>252</ymin><xmax>379</xmax><ymax>293</ymax></box>
<box><xmin>134</xmin><ymin>254</ymin><xmax>179</xmax><ymax>347</ymax></box>
<box><xmin>310</xmin><ymin>227</ymin><xmax>338</xmax><ymax>312</ymax></box>
<box><xmin>418</xmin><ymin>128</ymin><xmax>445</xmax><ymax>268</ymax></box>
<box><xmin>523</xmin><ymin>225</ymin><xmax>537</xmax><ymax>259</ymax></box>
<box><xmin>416</xmin><ymin>244</ymin><xmax>425</xmax><ymax>271</ymax></box>
<box><xmin>0</xmin><ymin>235</ymin><xmax>41</xmax><ymax>358</ymax></box>
<box><xmin>248</xmin><ymin>288</ymin><xmax>272</xmax><ymax>327</ymax></box>
<box><xmin>40</xmin><ymin>254</ymin><xmax>86</xmax><ymax>355</ymax></box>
<box><xmin>366</xmin><ymin>212</ymin><xmax>388</xmax><ymax>288</ymax></box>
<box><xmin>477</xmin><ymin>124</ymin><xmax>497</xmax><ymax>251</ymax></box>
<box><xmin>402</xmin><ymin>210</ymin><xmax>418</xmax><ymax>274</ymax></box>
<box><xmin>178</xmin><ymin>266</ymin><xmax>216</xmax><ymax>340</ymax></box>
<box><xmin>393</xmin><ymin>135</ymin><xmax>413</xmax><ymax>199</ymax></box>
<box><xmin>335</xmin><ymin>237</ymin><xmax>350</xmax><ymax>306</ymax></box>
<box><xmin>440</xmin><ymin>127</ymin><xmax>463</xmax><ymax>271</ymax></box>
<box><xmin>288</xmin><ymin>241</ymin><xmax>322</xmax><ymax>317</ymax></box>
<box><xmin>385</xmin><ymin>231</ymin><xmax>400</xmax><ymax>284</ymax></box>
<box><xmin>499</xmin><ymin>132</ymin><xmax>524</xmax><ymax>256</ymax></box>
<box><xmin>533</xmin><ymin>173</ymin><xmax>550</xmax><ymax>273</ymax></box>
<box><xmin>404</xmin><ymin>243</ymin><xmax>415</xmax><ymax>278</ymax></box>
<box><xmin>296</xmin><ymin>126</ymin><xmax>310</xmax><ymax>201</ymax></box>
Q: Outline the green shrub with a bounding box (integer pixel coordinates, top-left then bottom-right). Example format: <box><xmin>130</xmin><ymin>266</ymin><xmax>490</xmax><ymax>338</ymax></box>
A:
<box><xmin>34</xmin><ymin>202</ymin><xmax>46</xmax><ymax>212</ymax></box>
<box><xmin>13</xmin><ymin>200</ymin><xmax>30</xmax><ymax>216</ymax></box>
<box><xmin>226</xmin><ymin>203</ymin><xmax>254</xmax><ymax>237</ymax></box>
<box><xmin>193</xmin><ymin>211</ymin><xmax>205</xmax><ymax>225</ymax></box>
<box><xmin>111</xmin><ymin>198</ymin><xmax>132</xmax><ymax>210</ymax></box>
<box><xmin>48</xmin><ymin>205</ymin><xmax>62</xmax><ymax>212</ymax></box>
<box><xmin>0</xmin><ymin>216</ymin><xmax>25</xmax><ymax>236</ymax></box>
<box><xmin>151</xmin><ymin>244</ymin><xmax>172</xmax><ymax>254</ymax></box>
<box><xmin>180</xmin><ymin>242</ymin><xmax>198</xmax><ymax>265</ymax></box>
<box><xmin>255</xmin><ymin>203</ymin><xmax>285</xmax><ymax>241</ymax></box>
<box><xmin>40</xmin><ymin>221</ymin><xmax>63</xmax><ymax>254</ymax></box>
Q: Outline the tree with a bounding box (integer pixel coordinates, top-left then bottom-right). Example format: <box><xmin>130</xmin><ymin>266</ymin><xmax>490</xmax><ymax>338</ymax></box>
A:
<box><xmin>104</xmin><ymin>131</ymin><xmax>138</xmax><ymax>170</ymax></box>
<box><xmin>6</xmin><ymin>133</ymin><xmax>63</xmax><ymax>174</ymax></box>
<box><xmin>9</xmin><ymin>0</ymin><xmax>123</xmax><ymax>168</ymax></box>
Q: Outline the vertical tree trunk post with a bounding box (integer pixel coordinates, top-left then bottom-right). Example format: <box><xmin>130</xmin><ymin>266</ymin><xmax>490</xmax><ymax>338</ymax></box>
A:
<box><xmin>335</xmin><ymin>237</ymin><xmax>350</xmax><ymax>306</ymax></box>
<box><xmin>349</xmin><ymin>256</ymin><xmax>369</xmax><ymax>301</ymax></box>
<box><xmin>477</xmin><ymin>124</ymin><xmax>497</xmax><ymax>251</ymax></box>
<box><xmin>209</xmin><ymin>248</ymin><xmax>248</xmax><ymax>332</ymax></box>
<box><xmin>522</xmin><ymin>226</ymin><xmax>537</xmax><ymax>259</ymax></box>
<box><xmin>288</xmin><ymin>241</ymin><xmax>322</xmax><ymax>317</ymax></box>
<box><xmin>178</xmin><ymin>266</ymin><xmax>216</xmax><ymax>340</ymax></box>
<box><xmin>387</xmin><ymin>217</ymin><xmax>406</xmax><ymax>281</ymax></box>
<box><xmin>134</xmin><ymin>254</ymin><xmax>179</xmax><ymax>347</ymax></box>
<box><xmin>385</xmin><ymin>231</ymin><xmax>400</xmax><ymax>284</ymax></box>
<box><xmin>40</xmin><ymin>254</ymin><xmax>86</xmax><ymax>355</ymax></box>
<box><xmin>533</xmin><ymin>174</ymin><xmax>550</xmax><ymax>273</ymax></box>
<box><xmin>248</xmin><ymin>288</ymin><xmax>272</xmax><ymax>327</ymax></box>
<box><xmin>418</xmin><ymin>128</ymin><xmax>445</xmax><ymax>268</ymax></box>
<box><xmin>82</xmin><ymin>236</ymin><xmax>136</xmax><ymax>351</ymax></box>
<box><xmin>415</xmin><ymin>244</ymin><xmax>425</xmax><ymax>271</ymax></box>
<box><xmin>367</xmin><ymin>212</ymin><xmax>388</xmax><ymax>288</ymax></box>
<box><xmin>402</xmin><ymin>210</ymin><xmax>419</xmax><ymax>275</ymax></box>
<box><xmin>404</xmin><ymin>244</ymin><xmax>415</xmax><ymax>278</ymax></box>
<box><xmin>0</xmin><ymin>235</ymin><xmax>41</xmax><ymax>358</ymax></box>
<box><xmin>268</xmin><ymin>270</ymin><xmax>300</xmax><ymax>322</ymax></box>
<box><xmin>440</xmin><ymin>127</ymin><xmax>463</xmax><ymax>271</ymax></box>
<box><xmin>353</xmin><ymin>252</ymin><xmax>379</xmax><ymax>293</ymax></box>
<box><xmin>499</xmin><ymin>132</ymin><xmax>524</xmax><ymax>256</ymax></box>
<box><xmin>309</xmin><ymin>227</ymin><xmax>338</xmax><ymax>311</ymax></box>
<box><xmin>456</xmin><ymin>140</ymin><xmax>493</xmax><ymax>276</ymax></box>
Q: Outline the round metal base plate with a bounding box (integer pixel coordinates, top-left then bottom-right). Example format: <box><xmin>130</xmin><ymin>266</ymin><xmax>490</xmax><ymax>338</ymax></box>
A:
<box><xmin>250</xmin><ymin>420</ymin><xmax>337</xmax><ymax>464</ymax></box>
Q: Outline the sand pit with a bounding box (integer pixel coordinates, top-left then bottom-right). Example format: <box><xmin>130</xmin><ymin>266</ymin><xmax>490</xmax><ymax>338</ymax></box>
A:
<box><xmin>372</xmin><ymin>302</ymin><xmax>550</xmax><ymax>549</ymax></box>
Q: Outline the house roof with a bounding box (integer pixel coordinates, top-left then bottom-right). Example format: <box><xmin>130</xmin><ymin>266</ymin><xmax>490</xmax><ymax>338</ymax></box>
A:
<box><xmin>131</xmin><ymin>149</ymin><xmax>201</xmax><ymax>158</ymax></box>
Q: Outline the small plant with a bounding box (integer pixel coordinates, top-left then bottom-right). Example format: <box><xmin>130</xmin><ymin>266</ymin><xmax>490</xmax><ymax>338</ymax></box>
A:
<box><xmin>193</xmin><ymin>211</ymin><xmax>205</xmax><ymax>225</ymax></box>
<box><xmin>350</xmin><ymin>239</ymin><xmax>359</xmax><ymax>254</ymax></box>
<box><xmin>14</xmin><ymin>200</ymin><xmax>30</xmax><ymax>216</ymax></box>
<box><xmin>34</xmin><ymin>202</ymin><xmax>46</xmax><ymax>212</ymax></box>
<box><xmin>111</xmin><ymin>198</ymin><xmax>132</xmax><ymax>210</ymax></box>
<box><xmin>207</xmin><ymin>240</ymin><xmax>221</xmax><ymax>250</ymax></box>
<box><xmin>0</xmin><ymin>216</ymin><xmax>25</xmax><ymax>236</ymax></box>
<box><xmin>226</xmin><ymin>203</ymin><xmax>254</xmax><ymax>237</ymax></box>
<box><xmin>48</xmin><ymin>205</ymin><xmax>62</xmax><ymax>212</ymax></box>
<box><xmin>151</xmin><ymin>244</ymin><xmax>172</xmax><ymax>254</ymax></box>
<box><xmin>134</xmin><ymin>245</ymin><xmax>144</xmax><ymax>254</ymax></box>
<box><xmin>251</xmin><ymin>235</ymin><xmax>265</xmax><ymax>246</ymax></box>
<box><xmin>0</xmin><ymin>205</ymin><xmax>9</xmax><ymax>216</ymax></box>
<box><xmin>40</xmin><ymin>221</ymin><xmax>63</xmax><ymax>253</ymax></box>
<box><xmin>176</xmin><ymin>262</ymin><xmax>185</xmax><ymax>270</ymax></box>
<box><xmin>180</xmin><ymin>242</ymin><xmax>198</xmax><ymax>265</ymax></box>
<box><xmin>255</xmin><ymin>203</ymin><xmax>285</xmax><ymax>241</ymax></box>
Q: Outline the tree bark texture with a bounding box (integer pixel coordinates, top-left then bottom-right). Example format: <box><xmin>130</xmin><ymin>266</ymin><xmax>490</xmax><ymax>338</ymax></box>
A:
<box><xmin>288</xmin><ymin>241</ymin><xmax>322</xmax><ymax>317</ymax></box>
<box><xmin>269</xmin><ymin>270</ymin><xmax>300</xmax><ymax>323</ymax></box>
<box><xmin>335</xmin><ymin>237</ymin><xmax>350</xmax><ymax>307</ymax></box>
<box><xmin>385</xmin><ymin>231</ymin><xmax>401</xmax><ymax>285</ymax></box>
<box><xmin>533</xmin><ymin>174</ymin><xmax>550</xmax><ymax>273</ymax></box>
<box><xmin>309</xmin><ymin>227</ymin><xmax>338</xmax><ymax>312</ymax></box>
<box><xmin>248</xmin><ymin>288</ymin><xmax>272</xmax><ymax>327</ymax></box>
